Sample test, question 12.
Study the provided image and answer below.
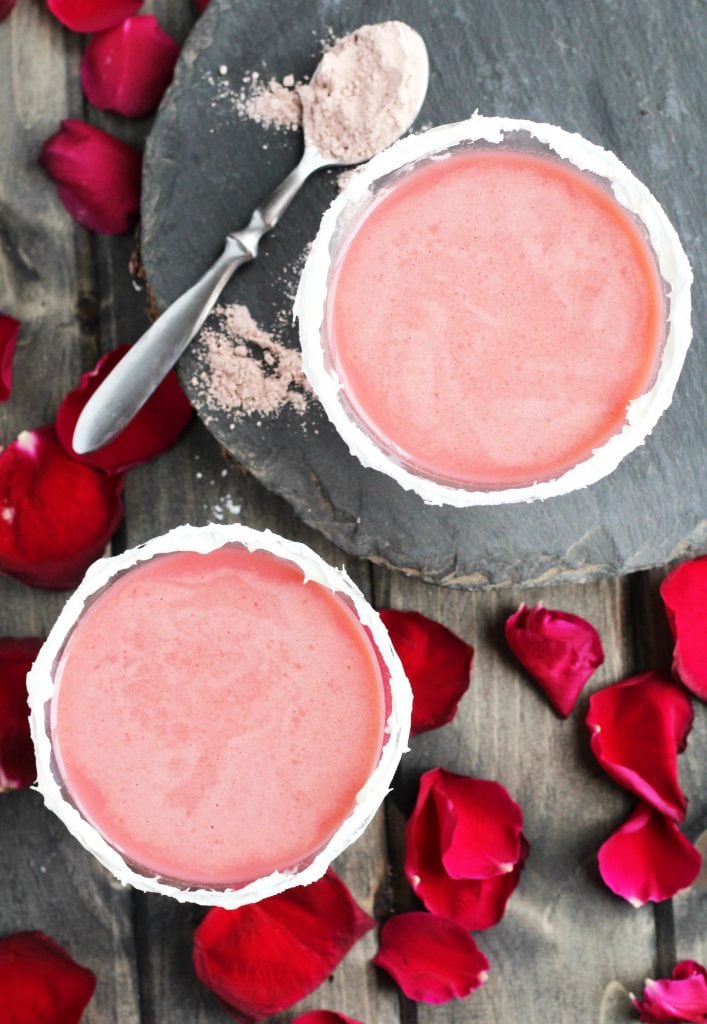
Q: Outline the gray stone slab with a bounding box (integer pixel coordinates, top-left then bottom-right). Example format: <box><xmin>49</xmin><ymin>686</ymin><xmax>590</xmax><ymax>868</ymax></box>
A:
<box><xmin>142</xmin><ymin>0</ymin><xmax>707</xmax><ymax>589</ymax></box>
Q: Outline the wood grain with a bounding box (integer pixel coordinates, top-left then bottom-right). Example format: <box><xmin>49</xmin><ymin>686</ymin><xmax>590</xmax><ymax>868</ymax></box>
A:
<box><xmin>0</xmin><ymin>2</ymin><xmax>704</xmax><ymax>1023</ymax></box>
<box><xmin>0</xmin><ymin>4</ymin><xmax>139</xmax><ymax>1023</ymax></box>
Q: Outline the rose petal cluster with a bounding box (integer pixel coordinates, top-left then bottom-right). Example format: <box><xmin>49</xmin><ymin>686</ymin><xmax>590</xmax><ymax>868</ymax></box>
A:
<box><xmin>505</xmin><ymin>602</ymin><xmax>604</xmax><ymax>716</ymax></box>
<box><xmin>661</xmin><ymin>556</ymin><xmax>707</xmax><ymax>701</ymax></box>
<box><xmin>81</xmin><ymin>15</ymin><xmax>180</xmax><ymax>117</ymax></box>
<box><xmin>0</xmin><ymin>425</ymin><xmax>124</xmax><ymax>589</ymax></box>
<box><xmin>0</xmin><ymin>313</ymin><xmax>21</xmax><ymax>402</ymax></box>
<box><xmin>631</xmin><ymin>961</ymin><xmax>707</xmax><ymax>1023</ymax></box>
<box><xmin>40</xmin><ymin>120</ymin><xmax>142</xmax><ymax>235</ymax></box>
<box><xmin>46</xmin><ymin>0</ymin><xmax>143</xmax><ymax>33</ymax></box>
<box><xmin>587</xmin><ymin>671</ymin><xmax>700</xmax><ymax>904</ymax></box>
<box><xmin>0</xmin><ymin>930</ymin><xmax>96</xmax><ymax>1023</ymax></box>
<box><xmin>379</xmin><ymin>609</ymin><xmax>473</xmax><ymax>735</ymax></box>
<box><xmin>405</xmin><ymin>767</ymin><xmax>528</xmax><ymax>930</ymax></box>
<box><xmin>373</xmin><ymin>912</ymin><xmax>489</xmax><ymax>1003</ymax></box>
<box><xmin>0</xmin><ymin>637</ymin><xmax>43</xmax><ymax>790</ymax></box>
<box><xmin>56</xmin><ymin>344</ymin><xmax>192</xmax><ymax>474</ymax></box>
<box><xmin>193</xmin><ymin>870</ymin><xmax>373</xmax><ymax>1022</ymax></box>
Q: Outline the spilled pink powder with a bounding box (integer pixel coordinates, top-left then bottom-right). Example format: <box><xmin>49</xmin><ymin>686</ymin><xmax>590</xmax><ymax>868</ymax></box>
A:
<box><xmin>194</xmin><ymin>304</ymin><xmax>310</xmax><ymax>418</ymax></box>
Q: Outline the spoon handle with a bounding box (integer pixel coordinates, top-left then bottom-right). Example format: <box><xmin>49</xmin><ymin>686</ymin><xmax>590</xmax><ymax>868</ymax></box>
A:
<box><xmin>73</xmin><ymin>147</ymin><xmax>327</xmax><ymax>456</ymax></box>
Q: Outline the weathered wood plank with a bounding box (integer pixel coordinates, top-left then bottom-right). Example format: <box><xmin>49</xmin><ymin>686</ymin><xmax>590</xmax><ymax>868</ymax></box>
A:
<box><xmin>629</xmin><ymin>567</ymin><xmax>707</xmax><ymax>976</ymax></box>
<box><xmin>373</xmin><ymin>567</ymin><xmax>661</xmax><ymax>1023</ymax></box>
<box><xmin>0</xmin><ymin>4</ymin><xmax>140</xmax><ymax>1022</ymax></box>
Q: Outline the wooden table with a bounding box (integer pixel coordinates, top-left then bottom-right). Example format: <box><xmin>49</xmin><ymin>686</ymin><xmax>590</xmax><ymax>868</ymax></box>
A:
<box><xmin>1</xmin><ymin>3</ymin><xmax>704</xmax><ymax>1022</ymax></box>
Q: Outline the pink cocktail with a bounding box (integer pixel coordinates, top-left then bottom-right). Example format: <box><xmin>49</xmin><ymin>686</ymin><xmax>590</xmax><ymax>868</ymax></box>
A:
<box><xmin>29</xmin><ymin>525</ymin><xmax>410</xmax><ymax>906</ymax></box>
<box><xmin>297</xmin><ymin>117</ymin><xmax>692</xmax><ymax>505</ymax></box>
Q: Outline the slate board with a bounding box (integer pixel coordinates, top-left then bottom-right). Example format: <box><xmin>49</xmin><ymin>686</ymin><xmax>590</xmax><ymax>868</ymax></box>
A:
<box><xmin>141</xmin><ymin>0</ymin><xmax>707</xmax><ymax>589</ymax></box>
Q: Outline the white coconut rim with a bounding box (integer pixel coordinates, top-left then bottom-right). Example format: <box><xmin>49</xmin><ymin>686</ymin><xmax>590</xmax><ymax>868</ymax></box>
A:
<box><xmin>295</xmin><ymin>114</ymin><xmax>693</xmax><ymax>507</ymax></box>
<box><xmin>27</xmin><ymin>523</ymin><xmax>412</xmax><ymax>907</ymax></box>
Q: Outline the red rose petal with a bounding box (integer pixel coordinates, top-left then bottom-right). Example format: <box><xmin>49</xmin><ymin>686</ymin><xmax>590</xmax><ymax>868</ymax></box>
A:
<box><xmin>0</xmin><ymin>425</ymin><xmax>124</xmax><ymax>589</ymax></box>
<box><xmin>292</xmin><ymin>1014</ymin><xmax>363</xmax><ymax>1024</ymax></box>
<box><xmin>405</xmin><ymin>767</ymin><xmax>528</xmax><ymax>929</ymax></box>
<box><xmin>586</xmin><ymin>671</ymin><xmax>693</xmax><ymax>821</ymax></box>
<box><xmin>505</xmin><ymin>602</ymin><xmax>604</xmax><ymax>717</ymax></box>
<box><xmin>81</xmin><ymin>16</ymin><xmax>180</xmax><ymax>118</ymax></box>
<box><xmin>598</xmin><ymin>802</ymin><xmax>701</xmax><ymax>906</ymax></box>
<box><xmin>0</xmin><ymin>637</ymin><xmax>43</xmax><ymax>791</ymax></box>
<box><xmin>0</xmin><ymin>930</ymin><xmax>96</xmax><ymax>1023</ymax></box>
<box><xmin>193</xmin><ymin>870</ymin><xmax>374</xmax><ymax>1022</ymax></box>
<box><xmin>0</xmin><ymin>0</ymin><xmax>16</xmax><ymax>24</ymax></box>
<box><xmin>632</xmin><ymin>961</ymin><xmax>707</xmax><ymax>1023</ymax></box>
<box><xmin>379</xmin><ymin>610</ymin><xmax>472</xmax><ymax>736</ymax></box>
<box><xmin>56</xmin><ymin>344</ymin><xmax>192</xmax><ymax>474</ymax></box>
<box><xmin>661</xmin><ymin>557</ymin><xmax>707</xmax><ymax>702</ymax></box>
<box><xmin>40</xmin><ymin>119</ymin><xmax>142</xmax><ymax>235</ymax></box>
<box><xmin>373</xmin><ymin>912</ymin><xmax>489</xmax><ymax>1004</ymax></box>
<box><xmin>0</xmin><ymin>314</ymin><xmax>20</xmax><ymax>403</ymax></box>
<box><xmin>46</xmin><ymin>0</ymin><xmax>142</xmax><ymax>33</ymax></box>
<box><xmin>194</xmin><ymin>0</ymin><xmax>209</xmax><ymax>11</ymax></box>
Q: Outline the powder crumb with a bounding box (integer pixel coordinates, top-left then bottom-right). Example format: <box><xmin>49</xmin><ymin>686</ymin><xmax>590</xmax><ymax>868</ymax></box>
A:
<box><xmin>193</xmin><ymin>303</ymin><xmax>310</xmax><ymax>419</ymax></box>
<box><xmin>241</xmin><ymin>77</ymin><xmax>302</xmax><ymax>130</ymax></box>
<box><xmin>337</xmin><ymin>167</ymin><xmax>357</xmax><ymax>191</ymax></box>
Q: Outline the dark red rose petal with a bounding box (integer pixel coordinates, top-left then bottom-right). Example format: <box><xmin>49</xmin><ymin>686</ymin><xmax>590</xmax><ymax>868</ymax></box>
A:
<box><xmin>379</xmin><ymin>610</ymin><xmax>473</xmax><ymax>736</ymax></box>
<box><xmin>56</xmin><ymin>344</ymin><xmax>192</xmax><ymax>474</ymax></box>
<box><xmin>505</xmin><ymin>602</ymin><xmax>604</xmax><ymax>717</ymax></box>
<box><xmin>0</xmin><ymin>425</ymin><xmax>124</xmax><ymax>589</ymax></box>
<box><xmin>193</xmin><ymin>870</ymin><xmax>374</xmax><ymax>1023</ymax></box>
<box><xmin>661</xmin><ymin>557</ymin><xmax>707</xmax><ymax>702</ymax></box>
<box><xmin>292</xmin><ymin>1014</ymin><xmax>363</xmax><ymax>1024</ymax></box>
<box><xmin>0</xmin><ymin>314</ymin><xmax>20</xmax><ymax>403</ymax></box>
<box><xmin>598</xmin><ymin>802</ymin><xmax>701</xmax><ymax>906</ymax></box>
<box><xmin>373</xmin><ymin>912</ymin><xmax>489</xmax><ymax>1004</ymax></box>
<box><xmin>46</xmin><ymin>0</ymin><xmax>142</xmax><ymax>33</ymax></box>
<box><xmin>586</xmin><ymin>671</ymin><xmax>693</xmax><ymax>821</ymax></box>
<box><xmin>0</xmin><ymin>0</ymin><xmax>16</xmax><ymax>24</ymax></box>
<box><xmin>0</xmin><ymin>637</ymin><xmax>43</xmax><ymax>790</ymax></box>
<box><xmin>0</xmin><ymin>930</ymin><xmax>96</xmax><ymax>1023</ymax></box>
<box><xmin>40</xmin><ymin>119</ymin><xmax>142</xmax><ymax>235</ymax></box>
<box><xmin>194</xmin><ymin>0</ymin><xmax>209</xmax><ymax>11</ymax></box>
<box><xmin>405</xmin><ymin>767</ymin><xmax>528</xmax><ymax>930</ymax></box>
<box><xmin>81</xmin><ymin>16</ymin><xmax>180</xmax><ymax>118</ymax></box>
<box><xmin>631</xmin><ymin>961</ymin><xmax>707</xmax><ymax>1023</ymax></box>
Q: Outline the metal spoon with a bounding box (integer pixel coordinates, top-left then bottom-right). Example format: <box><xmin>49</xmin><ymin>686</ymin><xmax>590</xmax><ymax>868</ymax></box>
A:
<box><xmin>73</xmin><ymin>27</ymin><xmax>429</xmax><ymax>454</ymax></box>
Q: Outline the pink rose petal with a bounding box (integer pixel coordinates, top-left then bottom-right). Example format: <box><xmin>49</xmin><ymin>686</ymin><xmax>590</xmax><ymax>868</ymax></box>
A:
<box><xmin>631</xmin><ymin>961</ymin><xmax>707</xmax><ymax>1023</ymax></box>
<box><xmin>0</xmin><ymin>314</ymin><xmax>20</xmax><ymax>403</ymax></box>
<box><xmin>56</xmin><ymin>344</ymin><xmax>193</xmax><ymax>474</ymax></box>
<box><xmin>373</xmin><ymin>912</ymin><xmax>489</xmax><ymax>1004</ymax></box>
<box><xmin>194</xmin><ymin>870</ymin><xmax>374</xmax><ymax>1022</ymax></box>
<box><xmin>0</xmin><ymin>425</ymin><xmax>124</xmax><ymax>589</ymax></box>
<box><xmin>598</xmin><ymin>802</ymin><xmax>701</xmax><ymax>906</ymax></box>
<box><xmin>379</xmin><ymin>610</ymin><xmax>473</xmax><ymax>736</ymax></box>
<box><xmin>40</xmin><ymin>119</ymin><xmax>142</xmax><ymax>235</ymax></box>
<box><xmin>292</xmin><ymin>1014</ymin><xmax>363</xmax><ymax>1024</ymax></box>
<box><xmin>0</xmin><ymin>0</ymin><xmax>15</xmax><ymax>24</ymax></box>
<box><xmin>81</xmin><ymin>16</ymin><xmax>180</xmax><ymax>117</ymax></box>
<box><xmin>661</xmin><ymin>557</ymin><xmax>707</xmax><ymax>702</ymax></box>
<box><xmin>0</xmin><ymin>637</ymin><xmax>43</xmax><ymax>790</ymax></box>
<box><xmin>46</xmin><ymin>0</ymin><xmax>142</xmax><ymax>33</ymax></box>
<box><xmin>0</xmin><ymin>930</ymin><xmax>96</xmax><ymax>1023</ymax></box>
<box><xmin>405</xmin><ymin>767</ymin><xmax>528</xmax><ymax>930</ymax></box>
<box><xmin>586</xmin><ymin>671</ymin><xmax>693</xmax><ymax>822</ymax></box>
<box><xmin>505</xmin><ymin>602</ymin><xmax>604</xmax><ymax>716</ymax></box>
